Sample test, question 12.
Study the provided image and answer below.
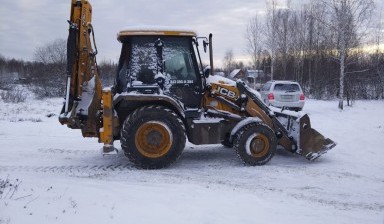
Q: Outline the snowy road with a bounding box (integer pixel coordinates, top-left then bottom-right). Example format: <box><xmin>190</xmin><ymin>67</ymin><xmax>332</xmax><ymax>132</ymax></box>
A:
<box><xmin>0</xmin><ymin>98</ymin><xmax>383</xmax><ymax>224</ymax></box>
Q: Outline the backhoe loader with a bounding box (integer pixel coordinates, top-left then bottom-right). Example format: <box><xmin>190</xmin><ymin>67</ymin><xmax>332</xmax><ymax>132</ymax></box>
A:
<box><xmin>59</xmin><ymin>0</ymin><xmax>336</xmax><ymax>169</ymax></box>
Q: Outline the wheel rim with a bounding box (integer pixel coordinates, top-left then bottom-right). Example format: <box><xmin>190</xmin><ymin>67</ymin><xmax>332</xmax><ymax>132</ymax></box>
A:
<box><xmin>245</xmin><ymin>133</ymin><xmax>270</xmax><ymax>158</ymax></box>
<box><xmin>135</xmin><ymin>121</ymin><xmax>173</xmax><ymax>158</ymax></box>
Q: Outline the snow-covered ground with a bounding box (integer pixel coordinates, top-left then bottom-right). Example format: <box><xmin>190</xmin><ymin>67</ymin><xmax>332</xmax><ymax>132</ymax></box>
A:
<box><xmin>0</xmin><ymin>98</ymin><xmax>383</xmax><ymax>224</ymax></box>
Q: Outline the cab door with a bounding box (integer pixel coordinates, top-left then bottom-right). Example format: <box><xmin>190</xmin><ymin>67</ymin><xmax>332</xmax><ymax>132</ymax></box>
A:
<box><xmin>164</xmin><ymin>45</ymin><xmax>202</xmax><ymax>109</ymax></box>
<box><xmin>121</xmin><ymin>36</ymin><xmax>203</xmax><ymax>109</ymax></box>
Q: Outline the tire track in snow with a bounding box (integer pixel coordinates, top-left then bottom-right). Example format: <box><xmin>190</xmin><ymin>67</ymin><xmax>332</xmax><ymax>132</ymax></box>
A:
<box><xmin>37</xmin><ymin>148</ymin><xmax>98</xmax><ymax>155</ymax></box>
<box><xmin>0</xmin><ymin>164</ymin><xmax>135</xmax><ymax>174</ymax></box>
<box><xmin>2</xmin><ymin>147</ymin><xmax>383</xmax><ymax>213</ymax></box>
<box><xmin>289</xmin><ymin>192</ymin><xmax>384</xmax><ymax>212</ymax></box>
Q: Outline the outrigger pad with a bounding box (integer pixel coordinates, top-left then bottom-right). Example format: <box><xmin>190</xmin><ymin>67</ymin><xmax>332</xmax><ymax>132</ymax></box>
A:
<box><xmin>102</xmin><ymin>144</ymin><xmax>118</xmax><ymax>155</ymax></box>
<box><xmin>298</xmin><ymin>114</ymin><xmax>336</xmax><ymax>160</ymax></box>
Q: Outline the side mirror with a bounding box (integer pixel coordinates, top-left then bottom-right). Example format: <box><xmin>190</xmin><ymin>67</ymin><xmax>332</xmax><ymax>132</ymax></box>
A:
<box><xmin>203</xmin><ymin>66</ymin><xmax>211</xmax><ymax>78</ymax></box>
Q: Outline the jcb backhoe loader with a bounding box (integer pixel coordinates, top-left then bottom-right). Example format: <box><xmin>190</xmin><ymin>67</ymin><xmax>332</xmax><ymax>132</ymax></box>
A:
<box><xmin>59</xmin><ymin>0</ymin><xmax>336</xmax><ymax>169</ymax></box>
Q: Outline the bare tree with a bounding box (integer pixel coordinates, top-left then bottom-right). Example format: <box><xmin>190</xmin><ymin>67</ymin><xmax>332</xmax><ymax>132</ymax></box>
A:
<box><xmin>305</xmin><ymin>1</ymin><xmax>325</xmax><ymax>92</ymax></box>
<box><xmin>319</xmin><ymin>0</ymin><xmax>375</xmax><ymax>109</ymax></box>
<box><xmin>275</xmin><ymin>7</ymin><xmax>292</xmax><ymax>79</ymax></box>
<box><xmin>264</xmin><ymin>0</ymin><xmax>279</xmax><ymax>80</ymax></box>
<box><xmin>306</xmin><ymin>1</ymin><xmax>335</xmax><ymax>98</ymax></box>
<box><xmin>0</xmin><ymin>54</ymin><xmax>8</xmax><ymax>89</ymax></box>
<box><xmin>223</xmin><ymin>49</ymin><xmax>235</xmax><ymax>76</ymax></box>
<box><xmin>34</xmin><ymin>39</ymin><xmax>66</xmax><ymax>65</ymax></box>
<box><xmin>32</xmin><ymin>39</ymin><xmax>67</xmax><ymax>97</ymax></box>
<box><xmin>374</xmin><ymin>11</ymin><xmax>384</xmax><ymax>99</ymax></box>
<box><xmin>0</xmin><ymin>54</ymin><xmax>5</xmax><ymax>74</ymax></box>
<box><xmin>245</xmin><ymin>15</ymin><xmax>263</xmax><ymax>69</ymax></box>
<box><xmin>289</xmin><ymin>8</ymin><xmax>306</xmax><ymax>83</ymax></box>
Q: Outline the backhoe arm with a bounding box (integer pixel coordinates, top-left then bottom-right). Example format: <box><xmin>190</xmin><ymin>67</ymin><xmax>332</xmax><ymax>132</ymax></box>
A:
<box><xmin>59</xmin><ymin>0</ymin><xmax>102</xmax><ymax>138</ymax></box>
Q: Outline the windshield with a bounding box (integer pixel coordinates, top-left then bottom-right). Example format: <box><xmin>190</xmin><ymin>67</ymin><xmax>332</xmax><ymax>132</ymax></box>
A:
<box><xmin>130</xmin><ymin>36</ymin><xmax>199</xmax><ymax>83</ymax></box>
<box><xmin>164</xmin><ymin>52</ymin><xmax>195</xmax><ymax>81</ymax></box>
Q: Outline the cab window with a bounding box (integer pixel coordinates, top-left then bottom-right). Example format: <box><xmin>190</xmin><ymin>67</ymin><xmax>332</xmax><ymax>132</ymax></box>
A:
<box><xmin>129</xmin><ymin>36</ymin><xmax>198</xmax><ymax>85</ymax></box>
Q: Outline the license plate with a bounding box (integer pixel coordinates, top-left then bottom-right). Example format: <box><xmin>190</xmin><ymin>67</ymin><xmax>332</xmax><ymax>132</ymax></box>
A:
<box><xmin>281</xmin><ymin>95</ymin><xmax>293</xmax><ymax>99</ymax></box>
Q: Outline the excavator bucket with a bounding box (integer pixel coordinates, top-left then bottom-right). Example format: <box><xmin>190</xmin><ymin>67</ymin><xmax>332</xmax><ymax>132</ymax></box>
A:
<box><xmin>297</xmin><ymin>114</ymin><xmax>336</xmax><ymax>160</ymax></box>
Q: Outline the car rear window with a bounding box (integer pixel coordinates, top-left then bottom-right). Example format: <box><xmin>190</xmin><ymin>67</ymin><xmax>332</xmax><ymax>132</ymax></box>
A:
<box><xmin>273</xmin><ymin>83</ymin><xmax>300</xmax><ymax>91</ymax></box>
<box><xmin>262</xmin><ymin>83</ymin><xmax>272</xmax><ymax>91</ymax></box>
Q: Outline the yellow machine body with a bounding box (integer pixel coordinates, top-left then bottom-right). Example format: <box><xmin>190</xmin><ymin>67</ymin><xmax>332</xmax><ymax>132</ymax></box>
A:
<box><xmin>59</xmin><ymin>0</ymin><xmax>335</xmax><ymax>167</ymax></box>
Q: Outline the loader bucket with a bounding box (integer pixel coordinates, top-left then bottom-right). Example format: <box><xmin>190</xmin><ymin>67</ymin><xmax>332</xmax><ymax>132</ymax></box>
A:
<box><xmin>298</xmin><ymin>114</ymin><xmax>336</xmax><ymax>160</ymax></box>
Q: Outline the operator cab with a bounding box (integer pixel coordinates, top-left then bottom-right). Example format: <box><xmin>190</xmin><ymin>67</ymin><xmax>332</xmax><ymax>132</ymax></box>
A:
<box><xmin>116</xmin><ymin>27</ymin><xmax>204</xmax><ymax>109</ymax></box>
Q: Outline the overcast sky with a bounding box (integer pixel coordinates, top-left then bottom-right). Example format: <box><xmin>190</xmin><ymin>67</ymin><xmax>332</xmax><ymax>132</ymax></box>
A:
<box><xmin>0</xmin><ymin>0</ymin><xmax>382</xmax><ymax>66</ymax></box>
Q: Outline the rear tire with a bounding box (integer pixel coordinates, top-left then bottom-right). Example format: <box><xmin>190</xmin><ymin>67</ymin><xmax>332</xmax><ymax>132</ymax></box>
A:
<box><xmin>120</xmin><ymin>106</ymin><xmax>186</xmax><ymax>169</ymax></box>
<box><xmin>234</xmin><ymin>122</ymin><xmax>277</xmax><ymax>166</ymax></box>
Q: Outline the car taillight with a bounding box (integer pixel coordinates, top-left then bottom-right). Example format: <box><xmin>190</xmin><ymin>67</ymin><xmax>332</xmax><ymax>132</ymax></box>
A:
<box><xmin>300</xmin><ymin>93</ymin><xmax>305</xmax><ymax>100</ymax></box>
<box><xmin>268</xmin><ymin>93</ymin><xmax>274</xmax><ymax>100</ymax></box>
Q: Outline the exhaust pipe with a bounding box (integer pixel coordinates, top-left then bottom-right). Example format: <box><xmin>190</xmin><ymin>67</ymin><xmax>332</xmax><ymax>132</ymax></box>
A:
<box><xmin>209</xmin><ymin>33</ymin><xmax>213</xmax><ymax>75</ymax></box>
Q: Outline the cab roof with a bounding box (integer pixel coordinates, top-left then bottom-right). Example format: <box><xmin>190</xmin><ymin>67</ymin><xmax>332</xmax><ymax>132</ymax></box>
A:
<box><xmin>118</xmin><ymin>26</ymin><xmax>197</xmax><ymax>42</ymax></box>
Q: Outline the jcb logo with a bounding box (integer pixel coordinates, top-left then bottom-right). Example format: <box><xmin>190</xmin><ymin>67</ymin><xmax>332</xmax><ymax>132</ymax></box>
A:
<box><xmin>217</xmin><ymin>87</ymin><xmax>237</xmax><ymax>99</ymax></box>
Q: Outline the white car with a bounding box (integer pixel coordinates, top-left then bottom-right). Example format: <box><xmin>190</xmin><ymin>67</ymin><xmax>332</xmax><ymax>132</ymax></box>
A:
<box><xmin>260</xmin><ymin>80</ymin><xmax>305</xmax><ymax>111</ymax></box>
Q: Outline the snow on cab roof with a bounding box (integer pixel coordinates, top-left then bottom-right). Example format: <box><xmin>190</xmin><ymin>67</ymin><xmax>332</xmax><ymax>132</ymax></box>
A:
<box><xmin>118</xmin><ymin>26</ymin><xmax>197</xmax><ymax>41</ymax></box>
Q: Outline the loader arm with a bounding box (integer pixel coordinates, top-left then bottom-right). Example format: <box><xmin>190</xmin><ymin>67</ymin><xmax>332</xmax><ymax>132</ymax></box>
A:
<box><xmin>237</xmin><ymin>81</ymin><xmax>336</xmax><ymax>160</ymax></box>
<box><xmin>59</xmin><ymin>0</ymin><xmax>102</xmax><ymax>138</ymax></box>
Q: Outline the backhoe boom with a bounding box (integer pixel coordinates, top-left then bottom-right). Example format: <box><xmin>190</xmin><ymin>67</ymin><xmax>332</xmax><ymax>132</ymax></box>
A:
<box><xmin>59</xmin><ymin>0</ymin><xmax>102</xmax><ymax>138</ymax></box>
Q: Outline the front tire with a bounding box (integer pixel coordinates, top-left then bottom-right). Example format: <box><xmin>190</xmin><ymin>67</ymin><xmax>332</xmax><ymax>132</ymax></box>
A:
<box><xmin>233</xmin><ymin>122</ymin><xmax>277</xmax><ymax>166</ymax></box>
<box><xmin>120</xmin><ymin>106</ymin><xmax>186</xmax><ymax>169</ymax></box>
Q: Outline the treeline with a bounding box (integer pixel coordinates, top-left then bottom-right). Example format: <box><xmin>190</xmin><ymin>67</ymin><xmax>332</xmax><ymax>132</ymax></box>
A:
<box><xmin>0</xmin><ymin>49</ymin><xmax>116</xmax><ymax>99</ymax></box>
<box><xmin>256</xmin><ymin>47</ymin><xmax>384</xmax><ymax>101</ymax></box>
<box><xmin>2</xmin><ymin>0</ymin><xmax>384</xmax><ymax>104</ymax></box>
<box><xmin>224</xmin><ymin>0</ymin><xmax>384</xmax><ymax>102</ymax></box>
